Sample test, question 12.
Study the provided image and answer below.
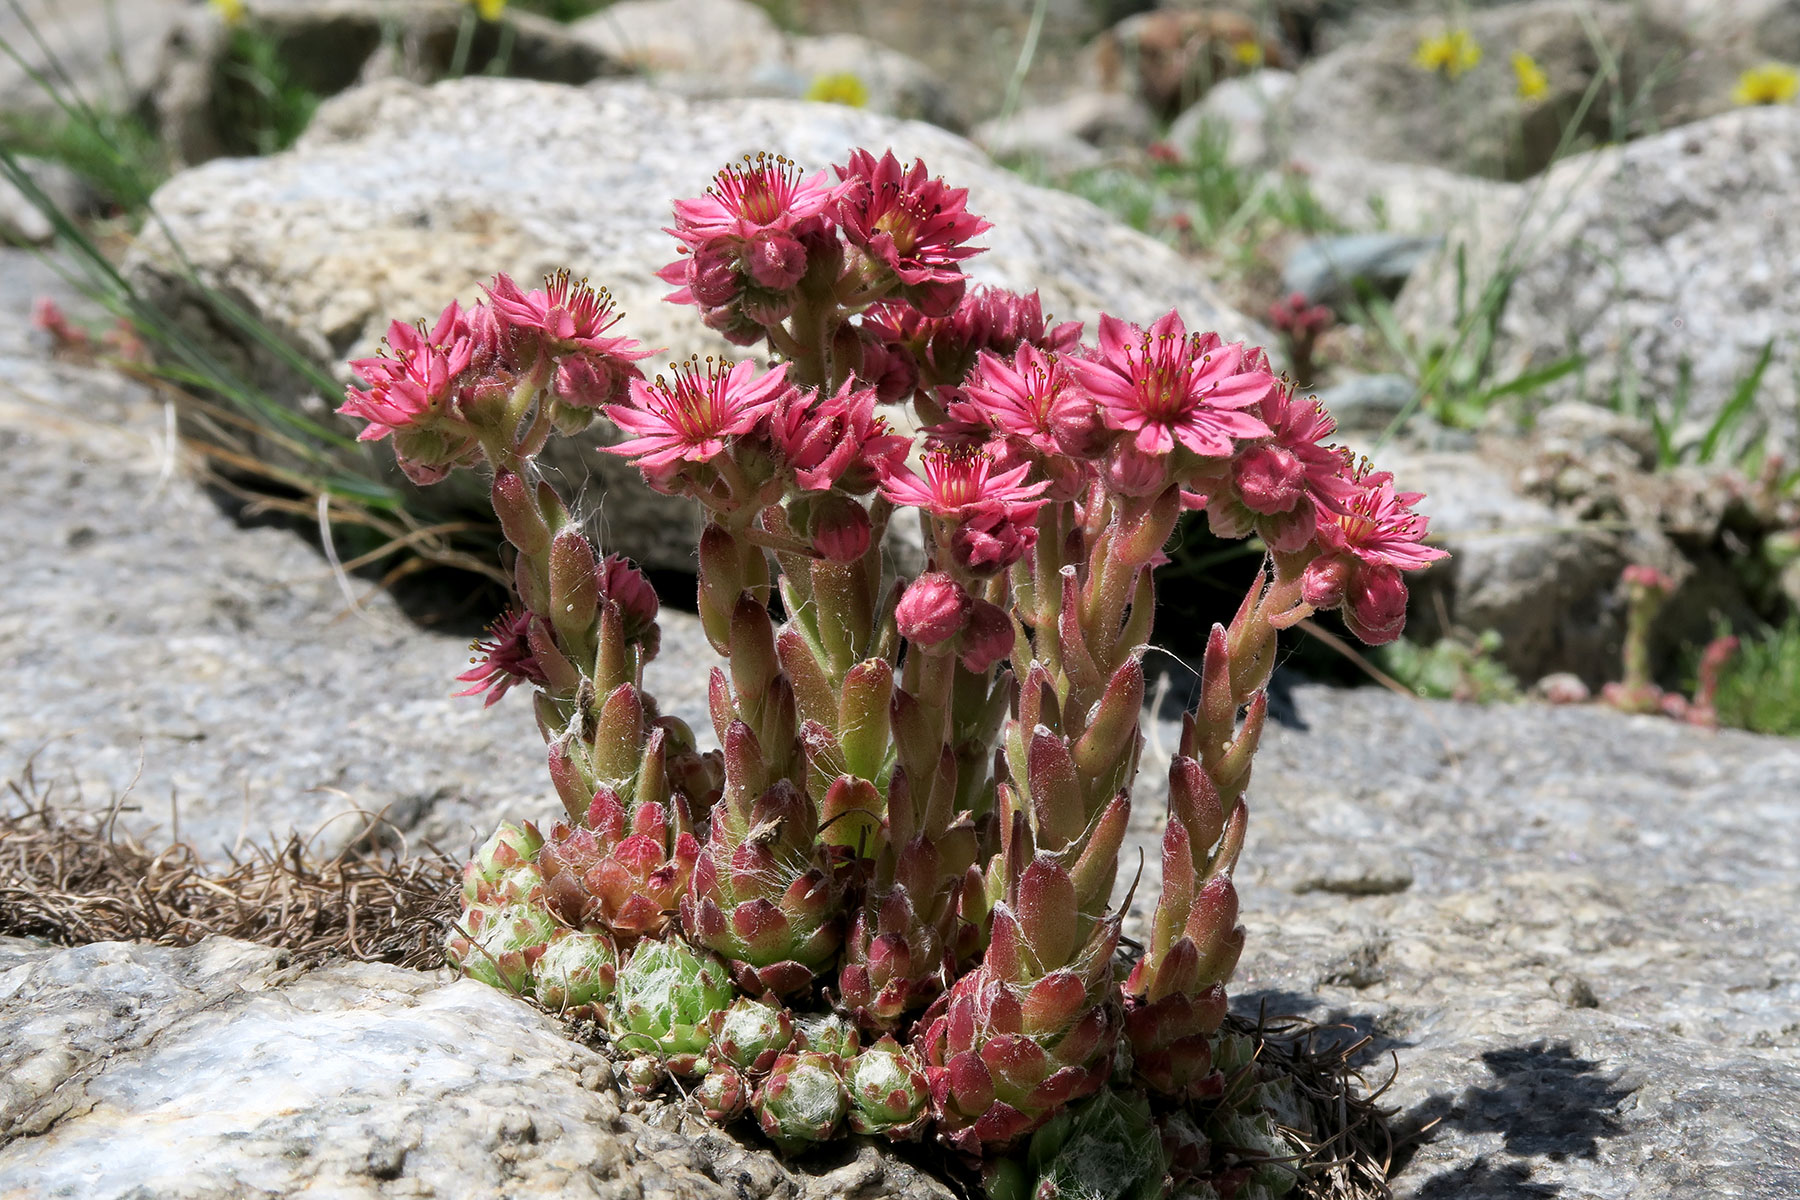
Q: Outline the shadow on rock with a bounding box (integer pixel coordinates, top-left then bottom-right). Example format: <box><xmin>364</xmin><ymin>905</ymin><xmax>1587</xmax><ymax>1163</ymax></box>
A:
<box><xmin>1395</xmin><ymin>1041</ymin><xmax>1635</xmax><ymax>1193</ymax></box>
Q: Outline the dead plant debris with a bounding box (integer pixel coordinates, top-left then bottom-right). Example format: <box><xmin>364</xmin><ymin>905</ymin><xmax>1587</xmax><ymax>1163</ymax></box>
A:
<box><xmin>0</xmin><ymin>769</ymin><xmax>458</xmax><ymax>969</ymax></box>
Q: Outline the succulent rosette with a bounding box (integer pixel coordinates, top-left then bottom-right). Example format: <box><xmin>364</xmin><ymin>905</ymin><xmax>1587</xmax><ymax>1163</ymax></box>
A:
<box><xmin>537</xmin><ymin>786</ymin><xmax>700</xmax><ymax>942</ymax></box>
<box><xmin>696</xmin><ymin>1062</ymin><xmax>752</xmax><ymax>1123</ymax></box>
<box><xmin>845</xmin><ymin>1036</ymin><xmax>931</xmax><ymax>1139</ymax></box>
<box><xmin>459</xmin><ymin>820</ymin><xmax>545</xmax><ymax>907</ymax></box>
<box><xmin>606</xmin><ymin>938</ymin><xmax>734</xmax><ymax>1076</ymax></box>
<box><xmin>753</xmin><ymin>1051</ymin><xmax>850</xmax><ymax>1154</ymax></box>
<box><xmin>707</xmin><ymin>996</ymin><xmax>797</xmax><ymax>1074</ymax></box>
<box><xmin>533</xmin><ymin>929</ymin><xmax>620</xmax><ymax>1013</ymax></box>
<box><xmin>445</xmin><ymin>902</ymin><xmax>556</xmax><ymax>995</ymax></box>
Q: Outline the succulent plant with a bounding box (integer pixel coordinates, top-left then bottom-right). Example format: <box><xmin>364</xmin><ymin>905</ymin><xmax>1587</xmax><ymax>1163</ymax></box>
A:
<box><xmin>845</xmin><ymin>1035</ymin><xmax>930</xmax><ymax>1139</ymax></box>
<box><xmin>682</xmin><ymin>748</ymin><xmax>843</xmax><ymax>997</ymax></box>
<box><xmin>1020</xmin><ymin>1089</ymin><xmax>1167</xmax><ymax>1200</ymax></box>
<box><xmin>606</xmin><ymin>938</ymin><xmax>733</xmax><ymax>1075</ymax></box>
<box><xmin>537</xmin><ymin>779</ymin><xmax>700</xmax><ymax>942</ymax></box>
<box><xmin>707</xmin><ymin>996</ymin><xmax>796</xmax><ymax>1073</ymax></box>
<box><xmin>445</xmin><ymin>902</ymin><xmax>557</xmax><ymax>994</ymax></box>
<box><xmin>793</xmin><ymin>1011</ymin><xmax>860</xmax><ymax>1061</ymax></box>
<box><xmin>753</xmin><ymin>1050</ymin><xmax>849</xmax><ymax>1154</ymax></box>
<box><xmin>696</xmin><ymin>1062</ymin><xmax>751</xmax><ymax>1123</ymax></box>
<box><xmin>532</xmin><ymin>929</ymin><xmax>620</xmax><ymax>1013</ymax></box>
<box><xmin>461</xmin><ymin>820</ymin><xmax>545</xmax><ymax>907</ymax></box>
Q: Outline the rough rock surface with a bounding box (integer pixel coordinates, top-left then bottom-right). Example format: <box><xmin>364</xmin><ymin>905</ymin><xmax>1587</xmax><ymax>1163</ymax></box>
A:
<box><xmin>0</xmin><ymin>0</ymin><xmax>188</xmax><ymax>118</ymax></box>
<box><xmin>0</xmin><ymin>937</ymin><xmax>955</xmax><ymax>1200</ymax></box>
<box><xmin>1396</xmin><ymin>104</ymin><xmax>1800</xmax><ymax>452</ymax></box>
<box><xmin>124</xmin><ymin>75</ymin><xmax>1263</xmax><ymax>570</ymax></box>
<box><xmin>1284</xmin><ymin>0</ymin><xmax>1715</xmax><ymax>182</ymax></box>
<box><xmin>574</xmin><ymin>0</ymin><xmax>963</xmax><ymax>130</ymax></box>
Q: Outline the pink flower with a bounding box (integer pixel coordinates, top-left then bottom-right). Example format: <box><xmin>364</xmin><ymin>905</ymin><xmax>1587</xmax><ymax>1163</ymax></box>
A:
<box><xmin>1622</xmin><ymin>564</ymin><xmax>1675</xmax><ymax>593</ymax></box>
<box><xmin>1314</xmin><ymin>468</ymin><xmax>1447</xmax><ymax>573</ymax></box>
<box><xmin>836</xmin><ymin>150</ymin><xmax>991</xmax><ymax>313</ymax></box>
<box><xmin>454</xmin><ymin>609</ymin><xmax>550</xmax><ymax>706</ymax></box>
<box><xmin>896</xmin><ymin>572</ymin><xmax>972</xmax><ymax>645</ymax></box>
<box><xmin>770</xmin><ymin>378</ymin><xmax>911</xmax><ymax>492</ymax></box>
<box><xmin>865</xmin><ymin>286</ymin><xmax>1084</xmax><ymax>390</ymax></box>
<box><xmin>1206</xmin><ymin>381</ymin><xmax>1358</xmax><ymax>551</ymax></box>
<box><xmin>949</xmin><ymin>345</ymin><xmax>1098</xmax><ymax>461</ymax></box>
<box><xmin>604</xmin><ymin>358</ymin><xmax>791</xmax><ymax>470</ymax></box>
<box><xmin>1064</xmin><ymin>312</ymin><xmax>1274</xmax><ymax>458</ymax></box>
<box><xmin>879</xmin><ymin>445</ymin><xmax>1048</xmax><ymax>521</ymax></box>
<box><xmin>340</xmin><ymin>301</ymin><xmax>475</xmax><ymax>442</ymax></box>
<box><xmin>485</xmin><ymin>271</ymin><xmax>649</xmax><ymax>364</ymax></box>
<box><xmin>669</xmin><ymin>154</ymin><xmax>842</xmax><ymax>248</ymax></box>
<box><xmin>881</xmin><ymin>446</ymin><xmax>1049</xmax><ymax>572</ymax></box>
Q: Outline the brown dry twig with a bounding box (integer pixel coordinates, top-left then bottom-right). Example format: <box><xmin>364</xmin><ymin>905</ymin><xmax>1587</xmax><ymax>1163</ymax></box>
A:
<box><xmin>1</xmin><ymin>768</ymin><xmax>458</xmax><ymax>970</ymax></box>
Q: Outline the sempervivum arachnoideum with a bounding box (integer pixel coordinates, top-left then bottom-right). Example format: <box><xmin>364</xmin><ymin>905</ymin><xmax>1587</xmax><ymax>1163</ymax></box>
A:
<box><xmin>460</xmin><ymin>821</ymin><xmax>545</xmax><ymax>908</ymax></box>
<box><xmin>707</xmin><ymin>996</ymin><xmax>797</xmax><ymax>1073</ymax></box>
<box><xmin>446</xmin><ymin>902</ymin><xmax>557</xmax><ymax>994</ymax></box>
<box><xmin>752</xmin><ymin>1051</ymin><xmax>849</xmax><ymax>1154</ymax></box>
<box><xmin>916</xmin><ymin>816</ymin><xmax>1122</xmax><ymax>1155</ymax></box>
<box><xmin>537</xmin><ymin>775</ymin><xmax>700</xmax><ymax>942</ymax></box>
<box><xmin>680</xmin><ymin>732</ymin><xmax>843</xmax><ymax>997</ymax></box>
<box><xmin>845</xmin><ymin>1035</ymin><xmax>931</xmax><ymax>1139</ymax></box>
<box><xmin>532</xmin><ymin>929</ymin><xmax>620</xmax><ymax>1014</ymax></box>
<box><xmin>606</xmin><ymin>937</ymin><xmax>734</xmax><ymax>1076</ymax></box>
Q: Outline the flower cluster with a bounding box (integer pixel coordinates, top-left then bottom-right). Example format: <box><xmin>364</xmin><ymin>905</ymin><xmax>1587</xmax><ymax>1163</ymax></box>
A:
<box><xmin>343</xmin><ymin>146</ymin><xmax>1446</xmax><ymax>1198</ymax></box>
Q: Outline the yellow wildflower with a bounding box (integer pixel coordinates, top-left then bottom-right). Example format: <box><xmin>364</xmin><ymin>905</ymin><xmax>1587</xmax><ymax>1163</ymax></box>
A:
<box><xmin>1732</xmin><ymin>62</ymin><xmax>1800</xmax><ymax>106</ymax></box>
<box><xmin>1230</xmin><ymin>39</ymin><xmax>1264</xmax><ymax>68</ymax></box>
<box><xmin>210</xmin><ymin>0</ymin><xmax>245</xmax><ymax>24</ymax></box>
<box><xmin>1413</xmin><ymin>29</ymin><xmax>1482</xmax><ymax>80</ymax></box>
<box><xmin>471</xmin><ymin>0</ymin><xmax>507</xmax><ymax>20</ymax></box>
<box><xmin>804</xmin><ymin>72</ymin><xmax>869</xmax><ymax>109</ymax></box>
<box><xmin>1511</xmin><ymin>51</ymin><xmax>1548</xmax><ymax>101</ymax></box>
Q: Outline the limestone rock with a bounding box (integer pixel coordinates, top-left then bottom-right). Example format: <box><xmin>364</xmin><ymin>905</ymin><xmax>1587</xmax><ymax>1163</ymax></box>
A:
<box><xmin>972</xmin><ymin>91</ymin><xmax>1155</xmax><ymax>173</ymax></box>
<box><xmin>1395</xmin><ymin>104</ymin><xmax>1800</xmax><ymax>453</ymax></box>
<box><xmin>0</xmin><ymin>938</ymin><xmax>955</xmax><ymax>1200</ymax></box>
<box><xmin>1282</xmin><ymin>232</ymin><xmax>1441</xmax><ymax>307</ymax></box>
<box><xmin>0</xmin><ymin>158</ymin><xmax>92</xmax><ymax>247</ymax></box>
<box><xmin>572</xmin><ymin>0</ymin><xmax>964</xmax><ymax>130</ymax></box>
<box><xmin>1285</xmin><ymin>0</ymin><xmax>1715</xmax><ymax>182</ymax></box>
<box><xmin>0</xmin><ymin>0</ymin><xmax>188</xmax><ymax>119</ymax></box>
<box><xmin>1167</xmin><ymin>67</ymin><xmax>1295</xmax><ymax>168</ymax></box>
<box><xmin>123</xmin><ymin>76</ymin><xmax>1263</xmax><ymax>570</ymax></box>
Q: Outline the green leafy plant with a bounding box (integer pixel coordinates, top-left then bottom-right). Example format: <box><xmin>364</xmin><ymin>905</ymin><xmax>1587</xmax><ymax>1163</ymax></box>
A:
<box><xmin>1375</xmin><ymin>629</ymin><xmax>1519</xmax><ymax>703</ymax></box>
<box><xmin>1706</xmin><ymin>617</ymin><xmax>1800</xmax><ymax>737</ymax></box>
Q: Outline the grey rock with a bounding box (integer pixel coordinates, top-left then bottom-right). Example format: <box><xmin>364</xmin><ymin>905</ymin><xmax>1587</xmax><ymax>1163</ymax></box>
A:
<box><xmin>1298</xmin><ymin>152</ymin><xmax>1521</xmax><ymax>237</ymax></box>
<box><xmin>973</xmin><ymin>91</ymin><xmax>1155</xmax><ymax>173</ymax></box>
<box><xmin>1167</xmin><ymin>68</ymin><xmax>1295</xmax><ymax>169</ymax></box>
<box><xmin>1344</xmin><ymin>443</ymin><xmax>1631</xmax><ymax>683</ymax></box>
<box><xmin>1285</xmin><ymin>0</ymin><xmax>1717</xmax><ymax>182</ymax></box>
<box><xmin>1134</xmin><ymin>683</ymin><xmax>1800</xmax><ymax>1198</ymax></box>
<box><xmin>1397</xmin><ymin>104</ymin><xmax>1800</xmax><ymax>454</ymax></box>
<box><xmin>1531</xmin><ymin>401</ymin><xmax>1658</xmax><ymax>473</ymax></box>
<box><xmin>0</xmin><ymin>937</ymin><xmax>954</xmax><ymax>1200</ymax></box>
<box><xmin>1282</xmin><ymin>233</ymin><xmax>1442</xmax><ymax>308</ymax></box>
<box><xmin>573</xmin><ymin>0</ymin><xmax>964</xmax><ymax>130</ymax></box>
<box><xmin>123</xmin><ymin>75</ymin><xmax>1263</xmax><ymax>571</ymax></box>
<box><xmin>1311</xmin><ymin>372</ymin><xmax>1417</xmax><ymax>433</ymax></box>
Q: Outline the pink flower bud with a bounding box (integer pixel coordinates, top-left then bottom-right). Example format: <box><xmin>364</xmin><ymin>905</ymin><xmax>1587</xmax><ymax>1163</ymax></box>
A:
<box><xmin>1622</xmin><ymin>564</ymin><xmax>1675</xmax><ymax>593</ymax></box>
<box><xmin>896</xmin><ymin>572</ymin><xmax>971</xmax><ymax>646</ymax></box>
<box><xmin>1343</xmin><ymin>563</ymin><xmax>1409</xmax><ymax>645</ymax></box>
<box><xmin>745</xmin><ymin>233</ymin><xmax>807</xmax><ymax>291</ymax></box>
<box><xmin>809</xmin><ymin>495</ymin><xmax>873</xmax><ymax>562</ymax></box>
<box><xmin>1105</xmin><ymin>442</ymin><xmax>1170</xmax><ymax>497</ymax></box>
<box><xmin>555</xmin><ymin>354</ymin><xmax>628</xmax><ymax>409</ymax></box>
<box><xmin>1301</xmin><ymin>555</ymin><xmax>1351</xmax><ymax>610</ymax></box>
<box><xmin>1233</xmin><ymin>444</ymin><xmax>1307</xmax><ymax>515</ymax></box>
<box><xmin>689</xmin><ymin>244</ymin><xmax>742</xmax><ymax>308</ymax></box>
<box><xmin>740</xmin><ymin>288</ymin><xmax>798</xmax><ymax>328</ymax></box>
<box><xmin>957</xmin><ymin>600</ymin><xmax>1015</xmax><ymax>672</ymax></box>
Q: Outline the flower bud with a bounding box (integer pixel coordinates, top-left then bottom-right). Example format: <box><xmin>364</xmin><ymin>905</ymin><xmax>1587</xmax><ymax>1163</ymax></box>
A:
<box><xmin>1233</xmin><ymin>444</ymin><xmax>1306</xmax><ymax>515</ymax></box>
<box><xmin>1343</xmin><ymin>563</ymin><xmax>1409</xmax><ymax>645</ymax></box>
<box><xmin>1301</xmin><ymin>555</ymin><xmax>1351</xmax><ymax>610</ymax></box>
<box><xmin>740</xmin><ymin>288</ymin><xmax>798</xmax><ymax>328</ymax></box>
<box><xmin>689</xmin><ymin>244</ymin><xmax>742</xmax><ymax>308</ymax></box>
<box><xmin>554</xmin><ymin>354</ymin><xmax>627</xmax><ymax>410</ymax></box>
<box><xmin>745</xmin><ymin>232</ymin><xmax>807</xmax><ymax>291</ymax></box>
<box><xmin>957</xmin><ymin>599</ymin><xmax>1015</xmax><ymax>672</ymax></box>
<box><xmin>895</xmin><ymin>572</ymin><xmax>971</xmax><ymax>646</ymax></box>
<box><xmin>808</xmin><ymin>494</ymin><xmax>872</xmax><ymax>562</ymax></box>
